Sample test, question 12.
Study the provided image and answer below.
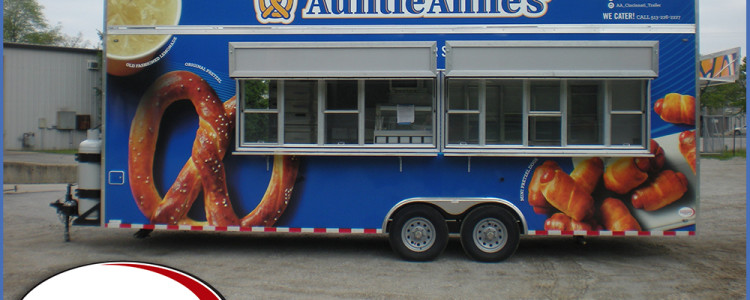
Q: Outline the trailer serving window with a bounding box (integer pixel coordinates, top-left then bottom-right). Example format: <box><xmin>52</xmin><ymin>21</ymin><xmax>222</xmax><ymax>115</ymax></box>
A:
<box><xmin>446</xmin><ymin>78</ymin><xmax>647</xmax><ymax>147</ymax></box>
<box><xmin>240</xmin><ymin>78</ymin><xmax>435</xmax><ymax>146</ymax></box>
<box><xmin>444</xmin><ymin>40</ymin><xmax>658</xmax><ymax>156</ymax></box>
<box><xmin>230</xmin><ymin>42</ymin><xmax>438</xmax><ymax>155</ymax></box>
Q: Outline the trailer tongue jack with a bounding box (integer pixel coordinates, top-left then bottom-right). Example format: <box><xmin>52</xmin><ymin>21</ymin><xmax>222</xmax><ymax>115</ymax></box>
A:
<box><xmin>50</xmin><ymin>184</ymin><xmax>100</xmax><ymax>242</ymax></box>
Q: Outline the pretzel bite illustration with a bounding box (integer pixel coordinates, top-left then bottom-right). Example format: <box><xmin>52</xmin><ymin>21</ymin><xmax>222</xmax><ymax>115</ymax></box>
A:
<box><xmin>600</xmin><ymin>197</ymin><xmax>641</xmax><ymax>231</ymax></box>
<box><xmin>529</xmin><ymin>158</ymin><xmax>603</xmax><ymax>215</ymax></box>
<box><xmin>533</xmin><ymin>161</ymin><xmax>595</xmax><ymax>221</ymax></box>
<box><xmin>544</xmin><ymin>213</ymin><xmax>596</xmax><ymax>231</ymax></box>
<box><xmin>654</xmin><ymin>93</ymin><xmax>695</xmax><ymax>125</ymax></box>
<box><xmin>649</xmin><ymin>139</ymin><xmax>666</xmax><ymax>173</ymax></box>
<box><xmin>569</xmin><ymin>157</ymin><xmax>604</xmax><ymax>195</ymax></box>
<box><xmin>631</xmin><ymin>170</ymin><xmax>688</xmax><ymax>211</ymax></box>
<box><xmin>528</xmin><ymin>160</ymin><xmax>557</xmax><ymax>215</ymax></box>
<box><xmin>603</xmin><ymin>157</ymin><xmax>651</xmax><ymax>195</ymax></box>
<box><xmin>679</xmin><ymin>130</ymin><xmax>697</xmax><ymax>174</ymax></box>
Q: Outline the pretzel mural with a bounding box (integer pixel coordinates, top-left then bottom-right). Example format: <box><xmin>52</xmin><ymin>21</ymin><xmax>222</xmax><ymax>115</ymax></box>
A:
<box><xmin>128</xmin><ymin>71</ymin><xmax>299</xmax><ymax>227</ymax></box>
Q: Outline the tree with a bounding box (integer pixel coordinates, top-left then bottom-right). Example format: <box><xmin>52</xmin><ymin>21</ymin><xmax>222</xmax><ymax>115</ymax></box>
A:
<box><xmin>60</xmin><ymin>32</ymin><xmax>93</xmax><ymax>48</ymax></box>
<box><xmin>701</xmin><ymin>57</ymin><xmax>747</xmax><ymax>113</ymax></box>
<box><xmin>3</xmin><ymin>0</ymin><xmax>63</xmax><ymax>45</ymax></box>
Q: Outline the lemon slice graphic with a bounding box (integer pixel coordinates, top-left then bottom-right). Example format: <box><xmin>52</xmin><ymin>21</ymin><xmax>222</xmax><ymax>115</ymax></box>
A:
<box><xmin>106</xmin><ymin>0</ymin><xmax>182</xmax><ymax>76</ymax></box>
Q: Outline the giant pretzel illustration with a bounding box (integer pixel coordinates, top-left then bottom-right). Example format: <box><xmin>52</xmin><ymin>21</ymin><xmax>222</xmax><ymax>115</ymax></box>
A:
<box><xmin>128</xmin><ymin>71</ymin><xmax>299</xmax><ymax>227</ymax></box>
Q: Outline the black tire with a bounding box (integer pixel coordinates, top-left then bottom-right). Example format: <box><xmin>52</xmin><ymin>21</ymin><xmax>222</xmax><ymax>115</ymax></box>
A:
<box><xmin>388</xmin><ymin>204</ymin><xmax>448</xmax><ymax>261</ymax></box>
<box><xmin>460</xmin><ymin>205</ymin><xmax>520</xmax><ymax>262</ymax></box>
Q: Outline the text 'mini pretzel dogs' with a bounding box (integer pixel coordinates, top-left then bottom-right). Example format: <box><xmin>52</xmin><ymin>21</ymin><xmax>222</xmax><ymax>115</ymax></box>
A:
<box><xmin>128</xmin><ymin>71</ymin><xmax>299</xmax><ymax>227</ymax></box>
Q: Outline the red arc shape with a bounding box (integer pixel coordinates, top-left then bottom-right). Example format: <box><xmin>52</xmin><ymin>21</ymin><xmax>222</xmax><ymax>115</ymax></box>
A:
<box><xmin>106</xmin><ymin>263</ymin><xmax>223</xmax><ymax>300</ymax></box>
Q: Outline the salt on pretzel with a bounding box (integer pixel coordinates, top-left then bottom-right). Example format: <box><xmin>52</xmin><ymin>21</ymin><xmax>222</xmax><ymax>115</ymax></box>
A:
<box><xmin>128</xmin><ymin>71</ymin><xmax>298</xmax><ymax>227</ymax></box>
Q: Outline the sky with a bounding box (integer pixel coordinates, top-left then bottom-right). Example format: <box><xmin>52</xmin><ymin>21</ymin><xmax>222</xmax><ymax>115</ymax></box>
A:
<box><xmin>37</xmin><ymin>0</ymin><xmax>746</xmax><ymax>58</ymax></box>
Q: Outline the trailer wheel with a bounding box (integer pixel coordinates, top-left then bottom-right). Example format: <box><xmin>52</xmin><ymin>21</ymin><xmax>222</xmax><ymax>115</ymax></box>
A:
<box><xmin>389</xmin><ymin>205</ymin><xmax>448</xmax><ymax>261</ymax></box>
<box><xmin>460</xmin><ymin>206</ymin><xmax>520</xmax><ymax>262</ymax></box>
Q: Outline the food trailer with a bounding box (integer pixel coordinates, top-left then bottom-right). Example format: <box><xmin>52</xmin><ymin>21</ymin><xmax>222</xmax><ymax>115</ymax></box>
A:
<box><xmin>55</xmin><ymin>0</ymin><xmax>699</xmax><ymax>262</ymax></box>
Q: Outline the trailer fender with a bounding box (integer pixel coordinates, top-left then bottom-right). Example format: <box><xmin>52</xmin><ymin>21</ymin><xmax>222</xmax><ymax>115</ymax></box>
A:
<box><xmin>382</xmin><ymin>197</ymin><xmax>527</xmax><ymax>234</ymax></box>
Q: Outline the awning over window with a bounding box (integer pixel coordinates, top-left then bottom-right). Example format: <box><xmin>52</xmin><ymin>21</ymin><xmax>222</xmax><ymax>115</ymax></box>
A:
<box><xmin>229</xmin><ymin>41</ymin><xmax>437</xmax><ymax>78</ymax></box>
<box><xmin>445</xmin><ymin>41</ymin><xmax>659</xmax><ymax>78</ymax></box>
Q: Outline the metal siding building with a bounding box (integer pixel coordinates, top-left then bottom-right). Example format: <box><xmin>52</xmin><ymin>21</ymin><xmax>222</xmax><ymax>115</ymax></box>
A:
<box><xmin>3</xmin><ymin>43</ymin><xmax>102</xmax><ymax>150</ymax></box>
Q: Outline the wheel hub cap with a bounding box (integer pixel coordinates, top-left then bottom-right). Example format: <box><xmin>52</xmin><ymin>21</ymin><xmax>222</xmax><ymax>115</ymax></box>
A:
<box><xmin>473</xmin><ymin>218</ymin><xmax>507</xmax><ymax>253</ymax></box>
<box><xmin>483</xmin><ymin>227</ymin><xmax>498</xmax><ymax>241</ymax></box>
<box><xmin>413</xmin><ymin>227</ymin><xmax>425</xmax><ymax>240</ymax></box>
<box><xmin>402</xmin><ymin>217</ymin><xmax>435</xmax><ymax>252</ymax></box>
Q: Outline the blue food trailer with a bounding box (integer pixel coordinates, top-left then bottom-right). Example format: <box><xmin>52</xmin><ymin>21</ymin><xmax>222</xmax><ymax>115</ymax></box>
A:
<box><xmin>58</xmin><ymin>0</ymin><xmax>699</xmax><ymax>262</ymax></box>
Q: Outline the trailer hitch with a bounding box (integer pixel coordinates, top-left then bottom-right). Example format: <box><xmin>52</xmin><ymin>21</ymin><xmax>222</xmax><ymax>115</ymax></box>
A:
<box><xmin>50</xmin><ymin>184</ymin><xmax>78</xmax><ymax>242</ymax></box>
<box><xmin>50</xmin><ymin>184</ymin><xmax>101</xmax><ymax>241</ymax></box>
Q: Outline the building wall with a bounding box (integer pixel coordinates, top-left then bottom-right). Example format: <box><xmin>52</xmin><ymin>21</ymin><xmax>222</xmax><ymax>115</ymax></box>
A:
<box><xmin>4</xmin><ymin>43</ymin><xmax>102</xmax><ymax>150</ymax></box>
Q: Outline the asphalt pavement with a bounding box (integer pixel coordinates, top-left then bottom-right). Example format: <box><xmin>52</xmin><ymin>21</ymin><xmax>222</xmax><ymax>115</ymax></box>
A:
<box><xmin>2</xmin><ymin>157</ymin><xmax>746</xmax><ymax>299</ymax></box>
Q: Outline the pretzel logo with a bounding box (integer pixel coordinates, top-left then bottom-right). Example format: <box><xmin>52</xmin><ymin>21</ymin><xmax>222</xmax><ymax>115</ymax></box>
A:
<box><xmin>254</xmin><ymin>0</ymin><xmax>297</xmax><ymax>24</ymax></box>
<box><xmin>128</xmin><ymin>71</ymin><xmax>299</xmax><ymax>227</ymax></box>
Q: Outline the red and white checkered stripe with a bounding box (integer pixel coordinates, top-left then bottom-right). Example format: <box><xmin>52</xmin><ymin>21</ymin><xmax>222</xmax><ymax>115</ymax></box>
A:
<box><xmin>105</xmin><ymin>221</ymin><xmax>381</xmax><ymax>234</ymax></box>
<box><xmin>106</xmin><ymin>221</ymin><xmax>693</xmax><ymax>236</ymax></box>
<box><xmin>527</xmin><ymin>230</ymin><xmax>695</xmax><ymax>236</ymax></box>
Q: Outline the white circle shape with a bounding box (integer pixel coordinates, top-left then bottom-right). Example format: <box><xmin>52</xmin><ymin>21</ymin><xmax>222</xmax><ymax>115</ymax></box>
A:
<box><xmin>24</xmin><ymin>262</ymin><xmax>222</xmax><ymax>300</ymax></box>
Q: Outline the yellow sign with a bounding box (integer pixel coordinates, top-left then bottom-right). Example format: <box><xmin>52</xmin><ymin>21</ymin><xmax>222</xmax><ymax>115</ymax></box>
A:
<box><xmin>699</xmin><ymin>47</ymin><xmax>741</xmax><ymax>84</ymax></box>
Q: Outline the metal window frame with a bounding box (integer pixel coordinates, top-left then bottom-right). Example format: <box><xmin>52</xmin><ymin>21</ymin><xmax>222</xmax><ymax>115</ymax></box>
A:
<box><xmin>527</xmin><ymin>80</ymin><xmax>565</xmax><ymax>147</ymax></box>
<box><xmin>566</xmin><ymin>80</ymin><xmax>605</xmax><ymax>147</ymax></box>
<box><xmin>239</xmin><ymin>80</ymin><xmax>281</xmax><ymax>146</ymax></box>
<box><xmin>231</xmin><ymin>41</ymin><xmax>439</xmax><ymax>155</ymax></box>
<box><xmin>237</xmin><ymin>77</ymin><xmax>439</xmax><ymax>156</ymax></box>
<box><xmin>442</xmin><ymin>78</ymin><xmax>652</xmax><ymax>157</ymax></box>
<box><xmin>233</xmin><ymin>40</ymin><xmax>656</xmax><ymax>157</ymax></box>
<box><xmin>322</xmin><ymin>79</ymin><xmax>361</xmax><ymax>145</ymax></box>
<box><xmin>445</xmin><ymin>79</ymin><xmax>482</xmax><ymax>146</ymax></box>
<box><xmin>608</xmin><ymin>80</ymin><xmax>650</xmax><ymax>148</ymax></box>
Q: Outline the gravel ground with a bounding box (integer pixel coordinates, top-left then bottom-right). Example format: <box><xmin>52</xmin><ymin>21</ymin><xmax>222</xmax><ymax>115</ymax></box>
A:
<box><xmin>3</xmin><ymin>157</ymin><xmax>746</xmax><ymax>299</ymax></box>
